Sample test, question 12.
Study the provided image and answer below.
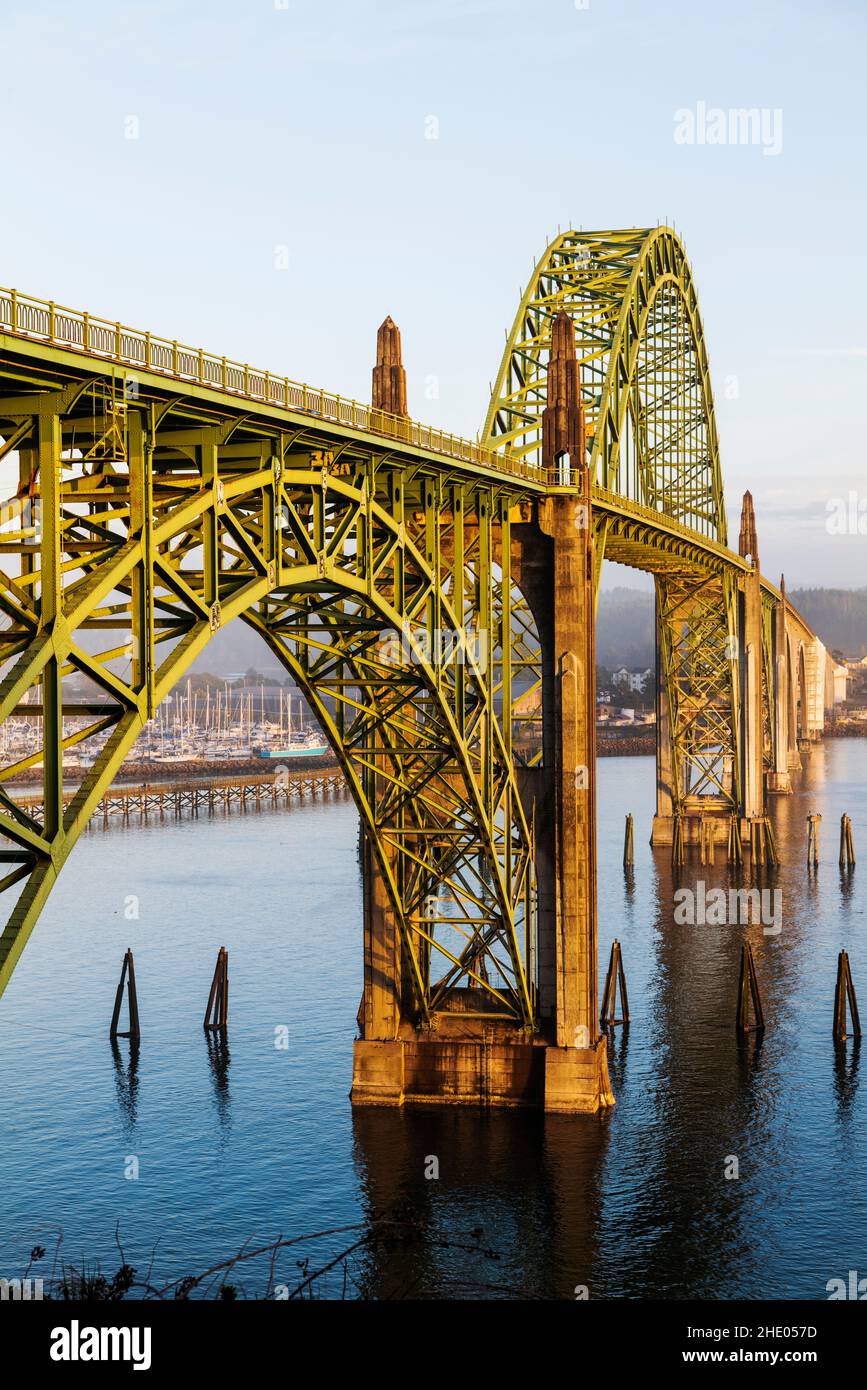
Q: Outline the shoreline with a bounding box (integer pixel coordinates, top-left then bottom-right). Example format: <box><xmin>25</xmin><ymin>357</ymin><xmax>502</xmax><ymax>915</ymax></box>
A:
<box><xmin>6</xmin><ymin>728</ymin><xmax>864</xmax><ymax>792</ymax></box>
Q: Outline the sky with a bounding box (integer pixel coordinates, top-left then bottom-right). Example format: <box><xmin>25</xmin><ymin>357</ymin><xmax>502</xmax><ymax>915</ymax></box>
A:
<box><xmin>0</xmin><ymin>0</ymin><xmax>864</xmax><ymax>588</ymax></box>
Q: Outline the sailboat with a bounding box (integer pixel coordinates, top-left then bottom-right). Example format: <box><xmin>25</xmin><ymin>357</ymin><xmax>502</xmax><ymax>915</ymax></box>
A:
<box><xmin>253</xmin><ymin>692</ymin><xmax>329</xmax><ymax>761</ymax></box>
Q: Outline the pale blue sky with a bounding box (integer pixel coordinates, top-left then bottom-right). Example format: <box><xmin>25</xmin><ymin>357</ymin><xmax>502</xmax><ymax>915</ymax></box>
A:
<box><xmin>1</xmin><ymin>0</ymin><xmax>864</xmax><ymax>586</ymax></box>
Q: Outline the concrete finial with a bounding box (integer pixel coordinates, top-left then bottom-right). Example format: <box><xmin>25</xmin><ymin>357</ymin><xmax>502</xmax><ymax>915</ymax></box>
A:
<box><xmin>372</xmin><ymin>316</ymin><xmax>408</xmax><ymax>417</ymax></box>
<box><xmin>738</xmin><ymin>490</ymin><xmax>759</xmax><ymax>567</ymax></box>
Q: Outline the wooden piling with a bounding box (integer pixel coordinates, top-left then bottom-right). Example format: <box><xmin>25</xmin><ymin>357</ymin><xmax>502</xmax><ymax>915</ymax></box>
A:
<box><xmin>623</xmin><ymin>813</ymin><xmax>634</xmax><ymax>868</ymax></box>
<box><xmin>699</xmin><ymin>818</ymin><xmax>716</xmax><ymax>866</ymax></box>
<box><xmin>671</xmin><ymin>815</ymin><xmax>684</xmax><ymax>867</ymax></box>
<box><xmin>833</xmin><ymin>949</ymin><xmax>861</xmax><ymax>1042</ymax></box>
<box><xmin>839</xmin><ymin>814</ymin><xmax>856</xmax><ymax>869</ymax></box>
<box><xmin>204</xmin><ymin>946</ymin><xmax>229</xmax><ymax>1030</ymax></box>
<box><xmin>600</xmin><ymin>939</ymin><xmax>629</xmax><ymax>1027</ymax></box>
<box><xmin>727</xmin><ymin>813</ymin><xmax>743</xmax><ymax>866</ymax></box>
<box><xmin>753</xmin><ymin>819</ymin><xmax>765</xmax><ymax>866</ymax></box>
<box><xmin>748</xmin><ymin>816</ymin><xmax>778</xmax><ymax>867</ymax></box>
<box><xmin>109</xmin><ymin>948</ymin><xmax>141</xmax><ymax>1040</ymax></box>
<box><xmin>736</xmin><ymin>942</ymin><xmax>765</xmax><ymax>1033</ymax></box>
<box><xmin>806</xmin><ymin>812</ymin><xmax>821</xmax><ymax>867</ymax></box>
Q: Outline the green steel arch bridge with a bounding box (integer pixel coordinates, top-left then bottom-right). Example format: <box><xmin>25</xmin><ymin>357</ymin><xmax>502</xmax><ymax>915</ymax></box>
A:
<box><xmin>0</xmin><ymin>228</ymin><xmax>827</xmax><ymax>1110</ymax></box>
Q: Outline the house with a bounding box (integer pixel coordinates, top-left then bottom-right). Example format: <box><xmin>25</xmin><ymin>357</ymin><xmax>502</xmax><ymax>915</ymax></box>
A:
<box><xmin>611</xmin><ymin>667</ymin><xmax>654</xmax><ymax>694</ymax></box>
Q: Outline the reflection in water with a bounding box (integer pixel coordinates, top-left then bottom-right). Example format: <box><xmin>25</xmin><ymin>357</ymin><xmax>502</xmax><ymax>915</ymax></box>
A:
<box><xmin>623</xmin><ymin>865</ymin><xmax>635</xmax><ymax>906</ymax></box>
<box><xmin>735</xmin><ymin>1029</ymin><xmax>768</xmax><ymax>1125</ymax></box>
<box><xmin>351</xmin><ymin>1107</ymin><xmax>609</xmax><ymax>1299</ymax></box>
<box><xmin>110</xmin><ymin>1037</ymin><xmax>140</xmax><ymax>1132</ymax></box>
<box><xmin>2</xmin><ymin>742</ymin><xmax>867</xmax><ymax>1298</ymax></box>
<box><xmin>833</xmin><ymin>1039</ymin><xmax>861</xmax><ymax>1122</ymax></box>
<box><xmin>604</xmin><ymin>1021</ymin><xmax>631</xmax><ymax>1097</ymax></box>
<box><xmin>839</xmin><ymin>865</ymin><xmax>857</xmax><ymax>911</ymax></box>
<box><xmin>622</xmin><ymin>852</ymin><xmax>780</xmax><ymax>1298</ymax></box>
<box><xmin>205</xmin><ymin>1030</ymin><xmax>232</xmax><ymax>1135</ymax></box>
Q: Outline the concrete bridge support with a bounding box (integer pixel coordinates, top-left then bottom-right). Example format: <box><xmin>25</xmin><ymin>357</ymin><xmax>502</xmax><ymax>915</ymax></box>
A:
<box><xmin>650</xmin><ymin>491</ymin><xmax>800</xmax><ymax>850</ymax></box>
<box><xmin>767</xmin><ymin>574</ymin><xmax>793</xmax><ymax>794</ymax></box>
<box><xmin>533</xmin><ymin>491</ymin><xmax>613</xmax><ymax>1111</ymax></box>
<box><xmin>654</xmin><ymin>588</ymin><xmax>676</xmax><ymax>827</ymax></box>
<box><xmin>352</xmin><ymin>310</ymin><xmax>612</xmax><ymax>1112</ymax></box>
<box><xmin>739</xmin><ymin>493</ymin><xmax>765</xmax><ymax>828</ymax></box>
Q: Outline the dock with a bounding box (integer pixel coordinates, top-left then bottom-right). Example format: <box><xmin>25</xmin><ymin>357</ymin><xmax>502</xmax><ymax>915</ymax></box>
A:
<box><xmin>16</xmin><ymin>768</ymin><xmax>348</xmax><ymax>832</ymax></box>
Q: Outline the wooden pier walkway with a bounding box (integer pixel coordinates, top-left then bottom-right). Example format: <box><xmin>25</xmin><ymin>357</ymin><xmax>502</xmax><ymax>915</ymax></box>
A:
<box><xmin>16</xmin><ymin>767</ymin><xmax>348</xmax><ymax>831</ymax></box>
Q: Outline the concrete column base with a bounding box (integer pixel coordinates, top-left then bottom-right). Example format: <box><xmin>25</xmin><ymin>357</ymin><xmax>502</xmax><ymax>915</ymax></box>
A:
<box><xmin>651</xmin><ymin>812</ymin><xmax>730</xmax><ymax>847</ymax></box>
<box><xmin>350</xmin><ymin>1040</ymin><xmax>404</xmax><ymax>1106</ymax></box>
<box><xmin>350</xmin><ymin>1035</ymin><xmax>615</xmax><ymax>1111</ymax></box>
<box><xmin>651</xmin><ymin>813</ymin><xmax>674</xmax><ymax>846</ymax></box>
<box><xmin>543</xmin><ymin>1038</ymin><xmax>614</xmax><ymax>1113</ymax></box>
<box><xmin>766</xmin><ymin>770</ymin><xmax>793</xmax><ymax>795</ymax></box>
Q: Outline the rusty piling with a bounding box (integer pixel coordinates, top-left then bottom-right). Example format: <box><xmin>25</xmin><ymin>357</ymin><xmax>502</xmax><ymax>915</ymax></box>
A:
<box><xmin>109</xmin><ymin>948</ymin><xmax>141</xmax><ymax>1040</ymax></box>
<box><xmin>623</xmin><ymin>813</ymin><xmax>634</xmax><ymax>869</ymax></box>
<box><xmin>204</xmin><ymin>946</ymin><xmax>229</xmax><ymax>1031</ymax></box>
<box><xmin>833</xmin><ymin>950</ymin><xmax>861</xmax><ymax>1042</ymax></box>
<box><xmin>736</xmin><ymin>943</ymin><xmax>765</xmax><ymax>1033</ymax></box>
<box><xmin>839</xmin><ymin>814</ymin><xmax>856</xmax><ymax>869</ymax></box>
<box><xmin>600</xmin><ymin>939</ymin><xmax>630</xmax><ymax>1028</ymax></box>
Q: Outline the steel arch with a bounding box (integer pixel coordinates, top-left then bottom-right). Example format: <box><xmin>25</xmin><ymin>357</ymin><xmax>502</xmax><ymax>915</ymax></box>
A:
<box><xmin>0</xmin><ymin>406</ymin><xmax>536</xmax><ymax>1022</ymax></box>
<box><xmin>483</xmin><ymin>227</ymin><xmax>738</xmax><ymax>813</ymax></box>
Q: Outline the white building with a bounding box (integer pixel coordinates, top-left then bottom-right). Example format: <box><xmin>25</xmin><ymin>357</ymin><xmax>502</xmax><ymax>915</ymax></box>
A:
<box><xmin>611</xmin><ymin>667</ymin><xmax>653</xmax><ymax>694</ymax></box>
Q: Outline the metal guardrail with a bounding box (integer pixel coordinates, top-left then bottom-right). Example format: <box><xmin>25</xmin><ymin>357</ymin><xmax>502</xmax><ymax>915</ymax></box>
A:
<box><xmin>0</xmin><ymin>285</ymin><xmax>769</xmax><ymax>587</ymax></box>
<box><xmin>591</xmin><ymin>484</ymin><xmax>737</xmax><ymax>564</ymax></box>
<box><xmin>0</xmin><ymin>285</ymin><xmax>548</xmax><ymax>485</ymax></box>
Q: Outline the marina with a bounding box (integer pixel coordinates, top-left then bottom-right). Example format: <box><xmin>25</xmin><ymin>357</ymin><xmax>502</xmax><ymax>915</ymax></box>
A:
<box><xmin>4</xmin><ymin>679</ymin><xmax>330</xmax><ymax>776</ymax></box>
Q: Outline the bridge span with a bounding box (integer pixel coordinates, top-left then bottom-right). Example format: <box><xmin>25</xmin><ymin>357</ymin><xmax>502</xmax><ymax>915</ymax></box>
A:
<box><xmin>0</xmin><ymin>227</ymin><xmax>836</xmax><ymax>1111</ymax></box>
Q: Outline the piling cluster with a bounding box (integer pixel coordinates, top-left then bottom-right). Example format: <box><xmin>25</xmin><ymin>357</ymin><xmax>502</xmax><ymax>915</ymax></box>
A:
<box><xmin>621</xmin><ymin>807</ymin><xmax>862</xmax><ymax>1045</ymax></box>
<box><xmin>110</xmin><ymin>947</ymin><xmax>231</xmax><ymax>1039</ymax></box>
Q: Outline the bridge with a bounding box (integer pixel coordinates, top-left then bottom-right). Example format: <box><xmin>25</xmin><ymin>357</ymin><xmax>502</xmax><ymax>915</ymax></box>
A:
<box><xmin>0</xmin><ymin>227</ymin><xmax>834</xmax><ymax>1111</ymax></box>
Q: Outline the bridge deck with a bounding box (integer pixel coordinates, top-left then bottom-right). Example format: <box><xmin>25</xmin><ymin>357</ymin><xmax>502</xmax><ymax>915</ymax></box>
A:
<box><xmin>0</xmin><ymin>282</ymin><xmax>810</xmax><ymax>627</ymax></box>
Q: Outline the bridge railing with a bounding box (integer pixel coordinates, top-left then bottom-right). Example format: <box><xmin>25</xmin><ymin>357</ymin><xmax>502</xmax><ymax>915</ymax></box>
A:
<box><xmin>592</xmin><ymin>484</ymin><xmax>733</xmax><ymax>562</ymax></box>
<box><xmin>0</xmin><ymin>285</ymin><xmax>548</xmax><ymax>486</ymax></box>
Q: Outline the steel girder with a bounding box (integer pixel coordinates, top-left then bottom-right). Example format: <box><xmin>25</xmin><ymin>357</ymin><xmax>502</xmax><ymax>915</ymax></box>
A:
<box><xmin>0</xmin><ymin>377</ymin><xmax>536</xmax><ymax>1023</ymax></box>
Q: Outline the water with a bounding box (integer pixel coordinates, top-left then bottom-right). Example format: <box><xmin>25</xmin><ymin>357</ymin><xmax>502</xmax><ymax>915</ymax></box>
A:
<box><xmin>1</xmin><ymin>742</ymin><xmax>865</xmax><ymax>1299</ymax></box>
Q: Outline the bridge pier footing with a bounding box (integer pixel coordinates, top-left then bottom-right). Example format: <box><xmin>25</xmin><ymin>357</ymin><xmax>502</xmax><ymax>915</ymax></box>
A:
<box><xmin>350</xmin><ymin>1035</ymin><xmax>612</xmax><ymax>1111</ymax></box>
<box><xmin>767</xmin><ymin>771</ymin><xmax>793</xmax><ymax>795</ymax></box>
<box><xmin>650</xmin><ymin>810</ymin><xmax>731</xmax><ymax>848</ymax></box>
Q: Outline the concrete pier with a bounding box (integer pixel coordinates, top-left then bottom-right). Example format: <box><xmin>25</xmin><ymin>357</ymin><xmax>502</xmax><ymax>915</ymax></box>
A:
<box><xmin>352</xmin><ymin>310</ymin><xmax>612</xmax><ymax>1112</ymax></box>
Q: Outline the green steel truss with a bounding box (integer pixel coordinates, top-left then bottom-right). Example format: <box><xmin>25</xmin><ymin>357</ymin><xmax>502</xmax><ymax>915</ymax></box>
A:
<box><xmin>483</xmin><ymin>228</ymin><xmax>726</xmax><ymax>541</ymax></box>
<box><xmin>0</xmin><ymin>377</ymin><xmax>536</xmax><ymax>1022</ymax></box>
<box><xmin>0</xmin><ymin>227</ymin><xmax>793</xmax><ymax>1006</ymax></box>
<box><xmin>483</xmin><ymin>227</ymin><xmax>739</xmax><ymax>810</ymax></box>
<box><xmin>656</xmin><ymin>573</ymin><xmax>742</xmax><ymax>813</ymax></box>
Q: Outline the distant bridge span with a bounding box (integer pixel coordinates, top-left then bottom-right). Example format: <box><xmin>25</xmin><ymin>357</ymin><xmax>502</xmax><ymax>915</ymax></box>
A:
<box><xmin>0</xmin><ymin>227</ymin><xmax>834</xmax><ymax>1110</ymax></box>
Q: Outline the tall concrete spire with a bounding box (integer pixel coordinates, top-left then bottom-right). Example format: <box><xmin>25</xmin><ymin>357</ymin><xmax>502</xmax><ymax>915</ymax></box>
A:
<box><xmin>542</xmin><ymin>311</ymin><xmax>585</xmax><ymax>473</ymax></box>
<box><xmin>738</xmin><ymin>490</ymin><xmax>759</xmax><ymax>567</ymax></box>
<box><xmin>372</xmin><ymin>316</ymin><xmax>408</xmax><ymax>418</ymax></box>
